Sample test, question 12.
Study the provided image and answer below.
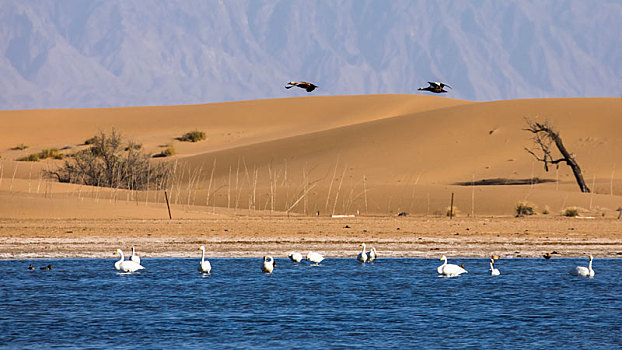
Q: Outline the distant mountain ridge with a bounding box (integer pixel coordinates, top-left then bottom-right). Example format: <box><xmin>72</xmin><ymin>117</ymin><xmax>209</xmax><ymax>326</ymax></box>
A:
<box><xmin>1</xmin><ymin>0</ymin><xmax>620</xmax><ymax>110</ymax></box>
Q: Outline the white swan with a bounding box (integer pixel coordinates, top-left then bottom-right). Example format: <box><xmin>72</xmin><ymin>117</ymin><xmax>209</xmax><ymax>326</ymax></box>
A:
<box><xmin>357</xmin><ymin>243</ymin><xmax>368</xmax><ymax>263</ymax></box>
<box><xmin>198</xmin><ymin>246</ymin><xmax>211</xmax><ymax>274</ymax></box>
<box><xmin>490</xmin><ymin>258</ymin><xmax>500</xmax><ymax>276</ymax></box>
<box><xmin>437</xmin><ymin>255</ymin><xmax>467</xmax><ymax>277</ymax></box>
<box><xmin>368</xmin><ymin>247</ymin><xmax>377</xmax><ymax>262</ymax></box>
<box><xmin>130</xmin><ymin>246</ymin><xmax>141</xmax><ymax>265</ymax></box>
<box><xmin>570</xmin><ymin>255</ymin><xmax>594</xmax><ymax>277</ymax></box>
<box><xmin>306</xmin><ymin>252</ymin><xmax>324</xmax><ymax>265</ymax></box>
<box><xmin>262</xmin><ymin>256</ymin><xmax>276</xmax><ymax>273</ymax></box>
<box><xmin>114</xmin><ymin>249</ymin><xmax>145</xmax><ymax>273</ymax></box>
<box><xmin>289</xmin><ymin>252</ymin><xmax>303</xmax><ymax>263</ymax></box>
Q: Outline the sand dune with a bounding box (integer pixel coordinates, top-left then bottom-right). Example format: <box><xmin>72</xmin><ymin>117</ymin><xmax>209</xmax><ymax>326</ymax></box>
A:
<box><xmin>1</xmin><ymin>95</ymin><xmax>621</xmax><ymax>218</ymax></box>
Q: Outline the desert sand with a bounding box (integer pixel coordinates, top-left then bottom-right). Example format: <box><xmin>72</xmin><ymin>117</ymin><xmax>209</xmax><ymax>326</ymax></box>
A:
<box><xmin>1</xmin><ymin>95</ymin><xmax>621</xmax><ymax>259</ymax></box>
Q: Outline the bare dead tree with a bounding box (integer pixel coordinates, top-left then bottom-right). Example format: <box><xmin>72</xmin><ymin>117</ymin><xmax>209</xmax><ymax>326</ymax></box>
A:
<box><xmin>524</xmin><ymin>119</ymin><xmax>590</xmax><ymax>193</ymax></box>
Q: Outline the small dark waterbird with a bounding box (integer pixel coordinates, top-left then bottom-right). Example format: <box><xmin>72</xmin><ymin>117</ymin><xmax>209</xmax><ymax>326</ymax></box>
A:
<box><xmin>40</xmin><ymin>264</ymin><xmax>52</xmax><ymax>270</ymax></box>
<box><xmin>28</xmin><ymin>264</ymin><xmax>35</xmax><ymax>270</ymax></box>
<box><xmin>418</xmin><ymin>81</ymin><xmax>451</xmax><ymax>93</ymax></box>
<box><xmin>285</xmin><ymin>81</ymin><xmax>318</xmax><ymax>92</ymax></box>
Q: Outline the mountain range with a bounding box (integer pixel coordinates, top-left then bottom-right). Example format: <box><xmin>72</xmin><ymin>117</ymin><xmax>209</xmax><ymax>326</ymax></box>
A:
<box><xmin>1</xmin><ymin>0</ymin><xmax>621</xmax><ymax>110</ymax></box>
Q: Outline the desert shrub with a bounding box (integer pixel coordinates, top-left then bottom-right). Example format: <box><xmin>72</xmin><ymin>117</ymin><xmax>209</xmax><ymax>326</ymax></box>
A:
<box><xmin>46</xmin><ymin>129</ymin><xmax>171</xmax><ymax>190</ymax></box>
<box><xmin>446</xmin><ymin>206</ymin><xmax>460</xmax><ymax>217</ymax></box>
<box><xmin>17</xmin><ymin>153</ymin><xmax>39</xmax><ymax>162</ymax></box>
<box><xmin>563</xmin><ymin>207</ymin><xmax>579</xmax><ymax>217</ymax></box>
<box><xmin>178</xmin><ymin>130</ymin><xmax>206</xmax><ymax>142</ymax></box>
<box><xmin>515</xmin><ymin>201</ymin><xmax>537</xmax><ymax>217</ymax></box>
<box><xmin>542</xmin><ymin>206</ymin><xmax>550</xmax><ymax>215</ymax></box>
<box><xmin>154</xmin><ymin>144</ymin><xmax>176</xmax><ymax>158</ymax></box>
<box><xmin>12</xmin><ymin>143</ymin><xmax>29</xmax><ymax>150</ymax></box>
<box><xmin>39</xmin><ymin>148</ymin><xmax>64</xmax><ymax>160</ymax></box>
<box><xmin>124</xmin><ymin>142</ymin><xmax>143</xmax><ymax>151</ymax></box>
<box><xmin>84</xmin><ymin>136</ymin><xmax>98</xmax><ymax>145</ymax></box>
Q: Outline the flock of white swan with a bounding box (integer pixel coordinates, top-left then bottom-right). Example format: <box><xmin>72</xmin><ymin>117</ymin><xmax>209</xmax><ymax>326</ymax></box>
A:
<box><xmin>110</xmin><ymin>244</ymin><xmax>596</xmax><ymax>278</ymax></box>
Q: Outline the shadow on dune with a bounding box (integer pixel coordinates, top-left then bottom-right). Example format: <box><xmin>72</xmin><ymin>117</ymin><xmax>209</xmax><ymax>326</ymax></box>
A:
<box><xmin>453</xmin><ymin>178</ymin><xmax>556</xmax><ymax>186</ymax></box>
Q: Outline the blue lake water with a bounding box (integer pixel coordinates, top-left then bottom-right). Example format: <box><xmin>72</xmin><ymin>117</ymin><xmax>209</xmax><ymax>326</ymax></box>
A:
<box><xmin>1</xmin><ymin>257</ymin><xmax>621</xmax><ymax>349</ymax></box>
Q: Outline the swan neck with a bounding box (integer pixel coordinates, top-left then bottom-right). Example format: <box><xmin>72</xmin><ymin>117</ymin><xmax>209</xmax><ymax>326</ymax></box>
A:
<box><xmin>118</xmin><ymin>252</ymin><xmax>124</xmax><ymax>262</ymax></box>
<box><xmin>588</xmin><ymin>259</ymin><xmax>593</xmax><ymax>271</ymax></box>
<box><xmin>201</xmin><ymin>249</ymin><xmax>205</xmax><ymax>263</ymax></box>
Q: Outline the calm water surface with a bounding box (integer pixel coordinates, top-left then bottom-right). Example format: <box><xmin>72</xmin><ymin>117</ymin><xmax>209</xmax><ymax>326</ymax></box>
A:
<box><xmin>1</xmin><ymin>258</ymin><xmax>621</xmax><ymax>349</ymax></box>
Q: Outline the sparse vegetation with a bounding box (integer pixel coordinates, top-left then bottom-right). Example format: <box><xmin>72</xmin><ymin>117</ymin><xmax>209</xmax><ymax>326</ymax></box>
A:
<box><xmin>17</xmin><ymin>153</ymin><xmax>39</xmax><ymax>162</ymax></box>
<box><xmin>17</xmin><ymin>148</ymin><xmax>64</xmax><ymax>161</ymax></box>
<box><xmin>46</xmin><ymin>129</ymin><xmax>171</xmax><ymax>190</ymax></box>
<box><xmin>515</xmin><ymin>201</ymin><xmax>537</xmax><ymax>217</ymax></box>
<box><xmin>12</xmin><ymin>143</ymin><xmax>29</xmax><ymax>150</ymax></box>
<box><xmin>39</xmin><ymin>148</ymin><xmax>64</xmax><ymax>159</ymax></box>
<box><xmin>154</xmin><ymin>144</ymin><xmax>176</xmax><ymax>158</ymax></box>
<box><xmin>542</xmin><ymin>206</ymin><xmax>550</xmax><ymax>215</ymax></box>
<box><xmin>178</xmin><ymin>130</ymin><xmax>206</xmax><ymax>142</ymax></box>
<box><xmin>563</xmin><ymin>207</ymin><xmax>579</xmax><ymax>217</ymax></box>
<box><xmin>124</xmin><ymin>142</ymin><xmax>143</xmax><ymax>151</ymax></box>
<box><xmin>84</xmin><ymin>136</ymin><xmax>98</xmax><ymax>145</ymax></box>
<box><xmin>446</xmin><ymin>206</ymin><xmax>460</xmax><ymax>217</ymax></box>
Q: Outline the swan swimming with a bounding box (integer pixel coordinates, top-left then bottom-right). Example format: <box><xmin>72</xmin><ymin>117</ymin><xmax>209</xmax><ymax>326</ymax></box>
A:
<box><xmin>130</xmin><ymin>246</ymin><xmax>141</xmax><ymax>265</ymax></box>
<box><xmin>490</xmin><ymin>258</ymin><xmax>500</xmax><ymax>276</ymax></box>
<box><xmin>437</xmin><ymin>255</ymin><xmax>467</xmax><ymax>277</ymax></box>
<box><xmin>262</xmin><ymin>256</ymin><xmax>276</xmax><ymax>273</ymax></box>
<box><xmin>289</xmin><ymin>252</ymin><xmax>303</xmax><ymax>263</ymax></box>
<box><xmin>368</xmin><ymin>247</ymin><xmax>377</xmax><ymax>262</ymax></box>
<box><xmin>570</xmin><ymin>255</ymin><xmax>594</xmax><ymax>277</ymax></box>
<box><xmin>198</xmin><ymin>246</ymin><xmax>211</xmax><ymax>274</ymax></box>
<box><xmin>357</xmin><ymin>243</ymin><xmax>368</xmax><ymax>263</ymax></box>
<box><xmin>306</xmin><ymin>252</ymin><xmax>324</xmax><ymax>265</ymax></box>
<box><xmin>114</xmin><ymin>249</ymin><xmax>145</xmax><ymax>273</ymax></box>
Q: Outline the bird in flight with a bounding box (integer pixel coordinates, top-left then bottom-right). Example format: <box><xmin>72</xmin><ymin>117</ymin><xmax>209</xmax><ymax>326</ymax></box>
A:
<box><xmin>418</xmin><ymin>81</ymin><xmax>451</xmax><ymax>93</ymax></box>
<box><xmin>285</xmin><ymin>81</ymin><xmax>318</xmax><ymax>92</ymax></box>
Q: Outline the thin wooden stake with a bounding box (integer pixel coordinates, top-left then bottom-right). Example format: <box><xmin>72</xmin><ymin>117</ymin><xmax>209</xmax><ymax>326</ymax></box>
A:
<box><xmin>164</xmin><ymin>190</ymin><xmax>172</xmax><ymax>219</ymax></box>
<box><xmin>363</xmin><ymin>175</ymin><xmax>368</xmax><ymax>214</ymax></box>
<box><xmin>449</xmin><ymin>192</ymin><xmax>454</xmax><ymax>219</ymax></box>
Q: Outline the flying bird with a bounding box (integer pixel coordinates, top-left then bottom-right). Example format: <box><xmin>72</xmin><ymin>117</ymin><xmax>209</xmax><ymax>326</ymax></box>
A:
<box><xmin>418</xmin><ymin>81</ymin><xmax>451</xmax><ymax>93</ymax></box>
<box><xmin>285</xmin><ymin>81</ymin><xmax>318</xmax><ymax>92</ymax></box>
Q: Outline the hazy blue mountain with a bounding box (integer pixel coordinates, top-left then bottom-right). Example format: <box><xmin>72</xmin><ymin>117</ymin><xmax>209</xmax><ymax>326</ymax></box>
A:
<box><xmin>1</xmin><ymin>0</ymin><xmax>621</xmax><ymax>110</ymax></box>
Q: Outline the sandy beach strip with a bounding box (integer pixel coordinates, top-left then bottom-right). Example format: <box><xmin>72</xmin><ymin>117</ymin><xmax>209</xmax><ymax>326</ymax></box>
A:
<box><xmin>1</xmin><ymin>216</ymin><xmax>621</xmax><ymax>259</ymax></box>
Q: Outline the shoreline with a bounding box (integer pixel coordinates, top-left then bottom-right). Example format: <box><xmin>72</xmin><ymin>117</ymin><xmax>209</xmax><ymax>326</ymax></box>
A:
<box><xmin>2</xmin><ymin>216</ymin><xmax>621</xmax><ymax>259</ymax></box>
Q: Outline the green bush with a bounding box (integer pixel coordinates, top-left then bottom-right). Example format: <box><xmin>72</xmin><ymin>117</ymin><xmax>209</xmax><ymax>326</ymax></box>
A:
<box><xmin>563</xmin><ymin>207</ymin><xmax>579</xmax><ymax>217</ymax></box>
<box><xmin>515</xmin><ymin>201</ymin><xmax>536</xmax><ymax>217</ymax></box>
<box><xmin>178</xmin><ymin>130</ymin><xmax>206</xmax><ymax>142</ymax></box>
